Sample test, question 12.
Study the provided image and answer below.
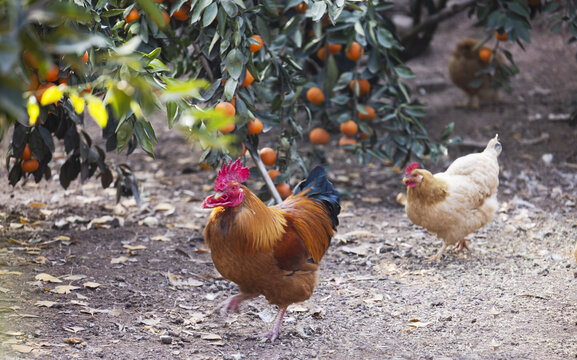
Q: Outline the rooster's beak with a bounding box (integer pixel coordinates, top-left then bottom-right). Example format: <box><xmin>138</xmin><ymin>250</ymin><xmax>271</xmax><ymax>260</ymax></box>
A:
<box><xmin>213</xmin><ymin>192</ymin><xmax>224</xmax><ymax>200</ymax></box>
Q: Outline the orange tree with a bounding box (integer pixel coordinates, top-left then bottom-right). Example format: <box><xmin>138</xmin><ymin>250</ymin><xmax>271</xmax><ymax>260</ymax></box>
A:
<box><xmin>2</xmin><ymin>0</ymin><xmax>577</xmax><ymax>200</ymax></box>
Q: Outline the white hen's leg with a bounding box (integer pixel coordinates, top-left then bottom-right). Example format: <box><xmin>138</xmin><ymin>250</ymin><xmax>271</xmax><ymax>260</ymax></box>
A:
<box><xmin>428</xmin><ymin>243</ymin><xmax>449</xmax><ymax>262</ymax></box>
<box><xmin>454</xmin><ymin>238</ymin><xmax>470</xmax><ymax>252</ymax></box>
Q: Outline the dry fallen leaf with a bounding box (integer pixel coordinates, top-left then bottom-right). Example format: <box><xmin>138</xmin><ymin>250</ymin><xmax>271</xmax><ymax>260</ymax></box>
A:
<box><xmin>0</xmin><ymin>270</ymin><xmax>22</xmax><ymax>276</ymax></box>
<box><xmin>111</xmin><ymin>256</ymin><xmax>129</xmax><ymax>264</ymax></box>
<box><xmin>151</xmin><ymin>235</ymin><xmax>171</xmax><ymax>242</ymax></box>
<box><xmin>11</xmin><ymin>344</ymin><xmax>35</xmax><ymax>353</ymax></box>
<box><xmin>35</xmin><ymin>301</ymin><xmax>58</xmax><ymax>308</ymax></box>
<box><xmin>83</xmin><ymin>282</ymin><xmax>102</xmax><ymax>289</ymax></box>
<box><xmin>62</xmin><ymin>274</ymin><xmax>86</xmax><ymax>281</ymax></box>
<box><xmin>35</xmin><ymin>273</ymin><xmax>62</xmax><ymax>283</ymax></box>
<box><xmin>201</xmin><ymin>333</ymin><xmax>222</xmax><ymax>341</ymax></box>
<box><xmin>64</xmin><ymin>337</ymin><xmax>84</xmax><ymax>345</ymax></box>
<box><xmin>4</xmin><ymin>331</ymin><xmax>24</xmax><ymax>336</ymax></box>
<box><xmin>51</xmin><ymin>285</ymin><xmax>81</xmax><ymax>294</ymax></box>
<box><xmin>64</xmin><ymin>326</ymin><xmax>85</xmax><ymax>334</ymax></box>
<box><xmin>490</xmin><ymin>307</ymin><xmax>500</xmax><ymax>317</ymax></box>
<box><xmin>407</xmin><ymin>319</ymin><xmax>430</xmax><ymax>328</ymax></box>
<box><xmin>29</xmin><ymin>202</ymin><xmax>46</xmax><ymax>208</ymax></box>
<box><xmin>123</xmin><ymin>244</ymin><xmax>147</xmax><ymax>251</ymax></box>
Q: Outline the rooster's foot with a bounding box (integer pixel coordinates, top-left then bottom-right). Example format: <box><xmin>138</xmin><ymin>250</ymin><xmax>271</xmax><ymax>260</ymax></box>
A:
<box><xmin>216</xmin><ymin>293</ymin><xmax>256</xmax><ymax>316</ymax></box>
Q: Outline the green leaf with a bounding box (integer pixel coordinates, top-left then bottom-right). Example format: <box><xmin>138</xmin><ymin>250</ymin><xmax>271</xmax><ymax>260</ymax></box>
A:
<box><xmin>136</xmin><ymin>0</ymin><xmax>167</xmax><ymax>29</ymax></box>
<box><xmin>166</xmin><ymin>101</ymin><xmax>178</xmax><ymax>128</ymax></box>
<box><xmin>221</xmin><ymin>0</ymin><xmax>238</xmax><ymax>17</ymax></box>
<box><xmin>116</xmin><ymin>119</ymin><xmax>134</xmax><ymax>153</ymax></box>
<box><xmin>190</xmin><ymin>0</ymin><xmax>212</xmax><ymax>24</ymax></box>
<box><xmin>161</xmin><ymin>79</ymin><xmax>209</xmax><ymax>102</ymax></box>
<box><xmin>224</xmin><ymin>49</ymin><xmax>245</xmax><ymax>80</ymax></box>
<box><xmin>506</xmin><ymin>2</ymin><xmax>529</xmax><ymax>19</ymax></box>
<box><xmin>394</xmin><ymin>65</ymin><xmax>415</xmax><ymax>79</ymax></box>
<box><xmin>224</xmin><ymin>78</ymin><xmax>238</xmax><ymax>100</ymax></box>
<box><xmin>203</xmin><ymin>2</ymin><xmax>218</xmax><ymax>27</ymax></box>
<box><xmin>310</xmin><ymin>1</ymin><xmax>327</xmax><ymax>22</ymax></box>
<box><xmin>134</xmin><ymin>120</ymin><xmax>155</xmax><ymax>157</ymax></box>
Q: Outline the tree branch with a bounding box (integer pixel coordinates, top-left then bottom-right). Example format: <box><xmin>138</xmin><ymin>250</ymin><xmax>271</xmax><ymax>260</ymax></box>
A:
<box><xmin>400</xmin><ymin>0</ymin><xmax>477</xmax><ymax>43</ymax></box>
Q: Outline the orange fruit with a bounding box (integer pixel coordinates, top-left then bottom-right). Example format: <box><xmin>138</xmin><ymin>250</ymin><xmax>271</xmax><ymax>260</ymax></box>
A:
<box><xmin>268</xmin><ymin>169</ymin><xmax>281</xmax><ymax>181</ymax></box>
<box><xmin>358</xmin><ymin>132</ymin><xmax>370</xmax><ymax>140</ymax></box>
<box><xmin>215</xmin><ymin>101</ymin><xmax>236</xmax><ymax>117</ymax></box>
<box><xmin>241</xmin><ymin>69</ymin><xmax>254</xmax><ymax>87</ymax></box>
<box><xmin>81</xmin><ymin>50</ymin><xmax>89</xmax><ymax>64</ymax></box>
<box><xmin>21</xmin><ymin>144</ymin><xmax>32</xmax><ymax>160</ymax></box>
<box><xmin>309</xmin><ymin>127</ymin><xmax>330</xmax><ymax>145</ymax></box>
<box><xmin>21</xmin><ymin>158</ymin><xmax>39</xmax><ymax>173</ymax></box>
<box><xmin>339</xmin><ymin>135</ymin><xmax>357</xmax><ymax>146</ymax></box>
<box><xmin>161</xmin><ymin>11</ymin><xmax>170</xmax><ymax>25</ymax></box>
<box><xmin>276</xmin><ymin>183</ymin><xmax>292</xmax><ymax>199</ymax></box>
<box><xmin>294</xmin><ymin>2</ymin><xmax>307</xmax><ymax>13</ymax></box>
<box><xmin>349</xmin><ymin>79</ymin><xmax>370</xmax><ymax>96</ymax></box>
<box><xmin>247</xmin><ymin>118</ymin><xmax>263</xmax><ymax>135</ymax></box>
<box><xmin>219</xmin><ymin>123</ymin><xmax>235</xmax><ymax>133</ymax></box>
<box><xmin>495</xmin><ymin>31</ymin><xmax>508</xmax><ymax>41</ymax></box>
<box><xmin>259</xmin><ymin>147</ymin><xmax>277</xmax><ymax>166</ymax></box>
<box><xmin>346</xmin><ymin>42</ymin><xmax>363</xmax><ymax>61</ymax></box>
<box><xmin>328</xmin><ymin>43</ymin><xmax>342</xmax><ymax>55</ymax></box>
<box><xmin>316</xmin><ymin>45</ymin><xmax>327</xmax><ymax>61</ymax></box>
<box><xmin>154</xmin><ymin>0</ymin><xmax>163</xmax><ymax>2</ymax></box>
<box><xmin>339</xmin><ymin>136</ymin><xmax>357</xmax><ymax>147</ymax></box>
<box><xmin>340</xmin><ymin>120</ymin><xmax>358</xmax><ymax>137</ymax></box>
<box><xmin>249</xmin><ymin>35</ymin><xmax>263</xmax><ymax>53</ymax></box>
<box><xmin>358</xmin><ymin>106</ymin><xmax>376</xmax><ymax>121</ymax></box>
<box><xmin>173</xmin><ymin>6</ymin><xmax>190</xmax><ymax>21</ymax></box>
<box><xmin>230</xmin><ymin>94</ymin><xmax>237</xmax><ymax>107</ymax></box>
<box><xmin>125</xmin><ymin>8</ymin><xmax>139</xmax><ymax>23</ymax></box>
<box><xmin>240</xmin><ymin>143</ymin><xmax>247</xmax><ymax>156</ymax></box>
<box><xmin>45</xmin><ymin>64</ymin><xmax>59</xmax><ymax>82</ymax></box>
<box><xmin>306</xmin><ymin>87</ymin><xmax>325</xmax><ymax>106</ymax></box>
<box><xmin>479</xmin><ymin>47</ymin><xmax>492</xmax><ymax>63</ymax></box>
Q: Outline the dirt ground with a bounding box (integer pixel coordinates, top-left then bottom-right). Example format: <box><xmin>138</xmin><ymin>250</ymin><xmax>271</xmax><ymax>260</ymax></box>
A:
<box><xmin>2</xmin><ymin>10</ymin><xmax>577</xmax><ymax>360</ymax></box>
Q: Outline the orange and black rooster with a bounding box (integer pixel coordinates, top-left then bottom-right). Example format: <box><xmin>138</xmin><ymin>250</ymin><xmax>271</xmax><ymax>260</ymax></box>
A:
<box><xmin>202</xmin><ymin>159</ymin><xmax>340</xmax><ymax>341</ymax></box>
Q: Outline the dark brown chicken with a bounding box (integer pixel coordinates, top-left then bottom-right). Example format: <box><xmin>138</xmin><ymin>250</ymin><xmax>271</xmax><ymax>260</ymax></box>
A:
<box><xmin>448</xmin><ymin>38</ymin><xmax>501</xmax><ymax>109</ymax></box>
<box><xmin>202</xmin><ymin>159</ymin><xmax>340</xmax><ymax>341</ymax></box>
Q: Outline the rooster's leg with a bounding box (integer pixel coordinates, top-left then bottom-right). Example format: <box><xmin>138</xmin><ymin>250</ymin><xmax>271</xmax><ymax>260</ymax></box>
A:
<box><xmin>428</xmin><ymin>243</ymin><xmax>448</xmax><ymax>262</ymax></box>
<box><xmin>259</xmin><ymin>306</ymin><xmax>288</xmax><ymax>342</ymax></box>
<box><xmin>217</xmin><ymin>293</ymin><xmax>257</xmax><ymax>316</ymax></box>
<box><xmin>454</xmin><ymin>238</ymin><xmax>470</xmax><ymax>252</ymax></box>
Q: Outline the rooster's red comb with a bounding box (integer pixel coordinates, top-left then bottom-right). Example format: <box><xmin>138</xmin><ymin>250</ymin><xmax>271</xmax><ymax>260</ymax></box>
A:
<box><xmin>214</xmin><ymin>158</ymin><xmax>249</xmax><ymax>192</ymax></box>
<box><xmin>405</xmin><ymin>162</ymin><xmax>420</xmax><ymax>175</ymax></box>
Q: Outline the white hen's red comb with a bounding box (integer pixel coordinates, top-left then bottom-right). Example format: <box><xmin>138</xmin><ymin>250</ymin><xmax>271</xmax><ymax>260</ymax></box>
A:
<box><xmin>405</xmin><ymin>162</ymin><xmax>420</xmax><ymax>175</ymax></box>
<box><xmin>214</xmin><ymin>159</ymin><xmax>250</xmax><ymax>192</ymax></box>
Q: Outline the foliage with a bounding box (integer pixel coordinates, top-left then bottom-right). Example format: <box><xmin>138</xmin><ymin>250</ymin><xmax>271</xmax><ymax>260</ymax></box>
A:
<box><xmin>2</xmin><ymin>0</ymin><xmax>575</xmax><ymax>196</ymax></box>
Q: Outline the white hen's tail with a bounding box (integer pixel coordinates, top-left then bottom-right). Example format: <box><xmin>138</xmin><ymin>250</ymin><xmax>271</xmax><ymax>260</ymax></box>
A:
<box><xmin>484</xmin><ymin>134</ymin><xmax>502</xmax><ymax>157</ymax></box>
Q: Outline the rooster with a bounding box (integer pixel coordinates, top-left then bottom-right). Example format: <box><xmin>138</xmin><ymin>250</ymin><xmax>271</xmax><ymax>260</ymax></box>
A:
<box><xmin>202</xmin><ymin>159</ymin><xmax>340</xmax><ymax>341</ymax></box>
<box><xmin>403</xmin><ymin>135</ymin><xmax>502</xmax><ymax>261</ymax></box>
<box><xmin>448</xmin><ymin>38</ymin><xmax>501</xmax><ymax>109</ymax></box>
